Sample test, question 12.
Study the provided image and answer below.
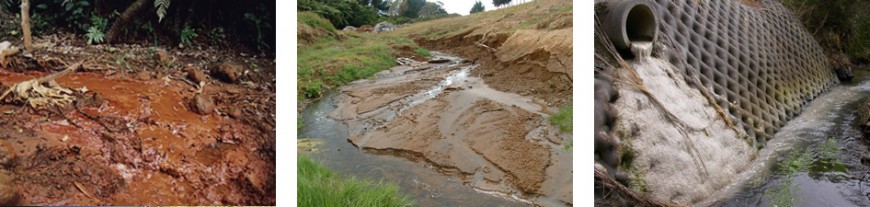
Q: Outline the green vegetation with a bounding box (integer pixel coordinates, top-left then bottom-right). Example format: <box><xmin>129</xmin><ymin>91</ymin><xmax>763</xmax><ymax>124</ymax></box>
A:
<box><xmin>298</xmin><ymin>11</ymin><xmax>337</xmax><ymax>33</ymax></box>
<box><xmin>298</xmin><ymin>0</ymin><xmax>383</xmax><ymax>29</ymax></box>
<box><xmin>299</xmin><ymin>0</ymin><xmax>456</xmax><ymax>30</ymax></box>
<box><xmin>85</xmin><ymin>14</ymin><xmax>107</xmax><ymax>44</ymax></box>
<box><xmin>764</xmin><ymin>137</ymin><xmax>846</xmax><ymax>207</ymax></box>
<box><xmin>298</xmin><ymin>156</ymin><xmax>413</xmax><ymax>207</ymax></box>
<box><xmin>470</xmin><ymin>1</ymin><xmax>485</xmax><ymax>14</ymax></box>
<box><xmin>179</xmin><ymin>25</ymin><xmax>197</xmax><ymax>48</ymax></box>
<box><xmin>549</xmin><ymin>104</ymin><xmax>572</xmax><ymax>132</ymax></box>
<box><xmin>297</xmin><ymin>13</ymin><xmax>427</xmax><ymax>101</ymax></box>
<box><xmin>548</xmin><ymin>104</ymin><xmax>572</xmax><ymax>150</ymax></box>
<box><xmin>414</xmin><ymin>47</ymin><xmax>430</xmax><ymax>57</ymax></box>
<box><xmin>764</xmin><ymin>147</ymin><xmax>811</xmax><ymax>207</ymax></box>
<box><xmin>1</xmin><ymin>0</ymin><xmax>274</xmax><ymax>51</ymax></box>
<box><xmin>782</xmin><ymin>0</ymin><xmax>870</xmax><ymax>61</ymax></box>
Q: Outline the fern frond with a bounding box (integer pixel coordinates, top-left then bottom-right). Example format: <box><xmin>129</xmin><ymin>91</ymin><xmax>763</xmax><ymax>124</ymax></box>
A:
<box><xmin>154</xmin><ymin>0</ymin><xmax>170</xmax><ymax>22</ymax></box>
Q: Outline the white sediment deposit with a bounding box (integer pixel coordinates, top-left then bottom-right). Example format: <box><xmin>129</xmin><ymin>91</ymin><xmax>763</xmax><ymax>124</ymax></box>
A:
<box><xmin>611</xmin><ymin>42</ymin><xmax>756</xmax><ymax>204</ymax></box>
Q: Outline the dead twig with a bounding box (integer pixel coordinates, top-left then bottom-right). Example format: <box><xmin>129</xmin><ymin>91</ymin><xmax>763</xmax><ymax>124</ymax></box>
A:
<box><xmin>595</xmin><ymin>168</ymin><xmax>680</xmax><ymax>207</ymax></box>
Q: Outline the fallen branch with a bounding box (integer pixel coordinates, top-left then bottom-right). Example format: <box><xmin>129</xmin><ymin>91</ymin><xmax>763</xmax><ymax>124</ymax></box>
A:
<box><xmin>595</xmin><ymin>168</ymin><xmax>680</xmax><ymax>207</ymax></box>
<box><xmin>0</xmin><ymin>61</ymin><xmax>83</xmax><ymax>102</ymax></box>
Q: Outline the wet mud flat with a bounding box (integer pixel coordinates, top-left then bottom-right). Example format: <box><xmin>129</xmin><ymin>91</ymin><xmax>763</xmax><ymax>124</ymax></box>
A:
<box><xmin>324</xmin><ymin>52</ymin><xmax>572</xmax><ymax>206</ymax></box>
<box><xmin>0</xmin><ymin>70</ymin><xmax>275</xmax><ymax>205</ymax></box>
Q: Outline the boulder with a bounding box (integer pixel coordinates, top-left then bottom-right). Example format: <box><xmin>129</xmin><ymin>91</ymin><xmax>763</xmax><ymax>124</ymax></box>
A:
<box><xmin>342</xmin><ymin>26</ymin><xmax>357</xmax><ymax>31</ymax></box>
<box><xmin>373</xmin><ymin>22</ymin><xmax>395</xmax><ymax>33</ymax></box>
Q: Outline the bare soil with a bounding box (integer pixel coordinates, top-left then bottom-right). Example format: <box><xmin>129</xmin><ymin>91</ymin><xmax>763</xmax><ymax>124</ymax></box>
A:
<box><xmin>0</xmin><ymin>33</ymin><xmax>274</xmax><ymax>205</ymax></box>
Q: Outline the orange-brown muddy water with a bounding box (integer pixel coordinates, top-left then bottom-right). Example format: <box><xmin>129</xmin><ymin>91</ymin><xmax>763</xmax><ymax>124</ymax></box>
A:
<box><xmin>0</xmin><ymin>70</ymin><xmax>274</xmax><ymax>205</ymax></box>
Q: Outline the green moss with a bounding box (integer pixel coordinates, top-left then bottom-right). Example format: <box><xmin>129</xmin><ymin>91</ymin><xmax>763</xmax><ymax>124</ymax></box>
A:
<box><xmin>298</xmin><ymin>156</ymin><xmax>414</xmax><ymax>207</ymax></box>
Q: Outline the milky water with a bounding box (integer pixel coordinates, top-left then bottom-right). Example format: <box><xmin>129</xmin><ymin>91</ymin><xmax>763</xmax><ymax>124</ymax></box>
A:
<box><xmin>611</xmin><ymin>41</ymin><xmax>755</xmax><ymax>204</ymax></box>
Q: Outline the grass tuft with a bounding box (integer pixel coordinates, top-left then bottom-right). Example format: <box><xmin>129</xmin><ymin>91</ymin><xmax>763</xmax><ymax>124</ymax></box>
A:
<box><xmin>414</xmin><ymin>47</ymin><xmax>431</xmax><ymax>57</ymax></box>
<box><xmin>298</xmin><ymin>156</ymin><xmax>413</xmax><ymax>207</ymax></box>
<box><xmin>548</xmin><ymin>104</ymin><xmax>572</xmax><ymax>151</ymax></box>
<box><xmin>549</xmin><ymin>104</ymin><xmax>572</xmax><ymax>132</ymax></box>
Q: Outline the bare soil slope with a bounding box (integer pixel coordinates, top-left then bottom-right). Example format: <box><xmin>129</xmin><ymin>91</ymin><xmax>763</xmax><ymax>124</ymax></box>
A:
<box><xmin>386</xmin><ymin>0</ymin><xmax>573</xmax><ymax>106</ymax></box>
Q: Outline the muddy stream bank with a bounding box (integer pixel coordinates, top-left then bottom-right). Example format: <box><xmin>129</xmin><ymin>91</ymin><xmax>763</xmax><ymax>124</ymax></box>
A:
<box><xmin>298</xmin><ymin>52</ymin><xmax>572</xmax><ymax>206</ymax></box>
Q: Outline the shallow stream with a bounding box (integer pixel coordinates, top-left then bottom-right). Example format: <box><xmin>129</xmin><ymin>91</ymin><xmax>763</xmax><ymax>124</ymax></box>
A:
<box><xmin>709</xmin><ymin>68</ymin><xmax>870</xmax><ymax>206</ymax></box>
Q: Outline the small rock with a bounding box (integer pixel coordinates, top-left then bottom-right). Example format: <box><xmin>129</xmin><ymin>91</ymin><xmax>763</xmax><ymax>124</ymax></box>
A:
<box><xmin>192</xmin><ymin>94</ymin><xmax>215</xmax><ymax>115</ymax></box>
<box><xmin>185</xmin><ymin>66</ymin><xmax>207</xmax><ymax>84</ymax></box>
<box><xmin>228</xmin><ymin>107</ymin><xmax>242</xmax><ymax>119</ymax></box>
<box><xmin>155</xmin><ymin>50</ymin><xmax>172</xmax><ymax>66</ymax></box>
<box><xmin>212</xmin><ymin>62</ymin><xmax>242</xmax><ymax>83</ymax></box>
<box><xmin>428</xmin><ymin>59</ymin><xmax>450</xmax><ymax>64</ymax></box>
<box><xmin>0</xmin><ymin>171</ymin><xmax>18</xmax><ymax>205</ymax></box>
<box><xmin>136</xmin><ymin>70</ymin><xmax>152</xmax><ymax>81</ymax></box>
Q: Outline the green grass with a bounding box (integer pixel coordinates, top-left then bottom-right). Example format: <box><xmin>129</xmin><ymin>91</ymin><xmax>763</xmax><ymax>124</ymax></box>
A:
<box><xmin>549</xmin><ymin>104</ymin><xmax>572</xmax><ymax>132</ymax></box>
<box><xmin>297</xmin><ymin>32</ymin><xmax>425</xmax><ymax>100</ymax></box>
<box><xmin>298</xmin><ymin>11</ymin><xmax>337</xmax><ymax>33</ymax></box>
<box><xmin>548</xmin><ymin>104</ymin><xmax>572</xmax><ymax>150</ymax></box>
<box><xmin>298</xmin><ymin>156</ymin><xmax>413</xmax><ymax>207</ymax></box>
<box><xmin>414</xmin><ymin>47</ymin><xmax>431</xmax><ymax>57</ymax></box>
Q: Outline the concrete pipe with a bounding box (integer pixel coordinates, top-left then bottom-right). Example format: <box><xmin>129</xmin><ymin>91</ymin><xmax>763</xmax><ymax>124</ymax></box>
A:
<box><xmin>605</xmin><ymin>1</ymin><xmax>658</xmax><ymax>50</ymax></box>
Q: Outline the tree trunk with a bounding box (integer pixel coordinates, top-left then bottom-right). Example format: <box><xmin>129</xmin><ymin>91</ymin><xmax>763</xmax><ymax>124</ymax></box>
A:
<box><xmin>21</xmin><ymin>0</ymin><xmax>32</xmax><ymax>53</ymax></box>
<box><xmin>106</xmin><ymin>0</ymin><xmax>150</xmax><ymax>44</ymax></box>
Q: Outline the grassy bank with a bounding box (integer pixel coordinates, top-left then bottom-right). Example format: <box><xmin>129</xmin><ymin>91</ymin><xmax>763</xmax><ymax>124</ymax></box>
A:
<box><xmin>549</xmin><ymin>104</ymin><xmax>573</xmax><ymax>150</ymax></box>
<box><xmin>298</xmin><ymin>156</ymin><xmax>414</xmax><ymax>207</ymax></box>
<box><xmin>297</xmin><ymin>12</ymin><xmax>430</xmax><ymax>102</ymax></box>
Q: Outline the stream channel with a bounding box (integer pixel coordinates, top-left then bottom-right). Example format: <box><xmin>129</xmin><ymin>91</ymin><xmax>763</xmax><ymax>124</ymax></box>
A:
<box><xmin>297</xmin><ymin>52</ymin><xmax>543</xmax><ymax>206</ymax></box>
<box><xmin>711</xmin><ymin>68</ymin><xmax>870</xmax><ymax>207</ymax></box>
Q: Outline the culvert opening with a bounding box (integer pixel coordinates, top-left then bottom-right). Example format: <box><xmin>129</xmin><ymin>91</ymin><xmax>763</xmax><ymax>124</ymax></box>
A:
<box><xmin>625</xmin><ymin>5</ymin><xmax>656</xmax><ymax>43</ymax></box>
<box><xmin>605</xmin><ymin>1</ymin><xmax>658</xmax><ymax>59</ymax></box>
